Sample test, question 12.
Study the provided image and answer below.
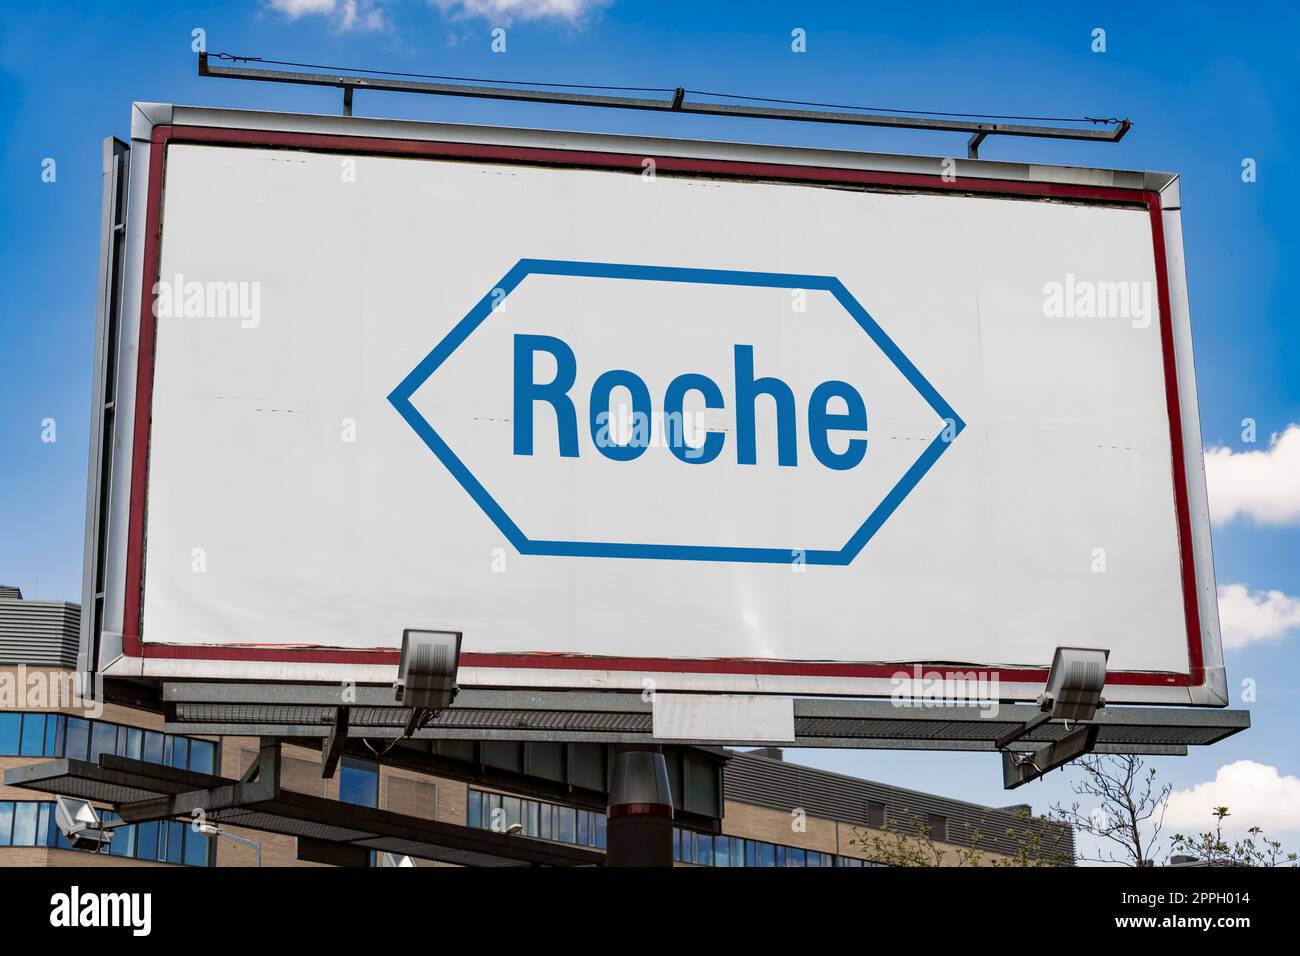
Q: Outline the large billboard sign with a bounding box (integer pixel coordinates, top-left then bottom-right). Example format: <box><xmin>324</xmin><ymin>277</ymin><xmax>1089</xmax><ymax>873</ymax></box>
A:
<box><xmin>89</xmin><ymin>104</ymin><xmax>1225</xmax><ymax>704</ymax></box>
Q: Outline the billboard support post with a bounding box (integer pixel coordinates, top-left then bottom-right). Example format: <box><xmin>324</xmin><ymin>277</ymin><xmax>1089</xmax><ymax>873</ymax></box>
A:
<box><xmin>606</xmin><ymin>748</ymin><xmax>674</xmax><ymax>867</ymax></box>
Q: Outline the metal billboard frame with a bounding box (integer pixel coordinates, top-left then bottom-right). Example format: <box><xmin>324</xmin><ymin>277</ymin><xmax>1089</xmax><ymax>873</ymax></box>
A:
<box><xmin>86</xmin><ymin>102</ymin><xmax>1226</xmax><ymax>709</ymax></box>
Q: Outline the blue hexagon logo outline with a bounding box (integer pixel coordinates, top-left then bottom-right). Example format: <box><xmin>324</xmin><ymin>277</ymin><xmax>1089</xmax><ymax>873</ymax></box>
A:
<box><xmin>388</xmin><ymin>258</ymin><xmax>964</xmax><ymax>566</ymax></box>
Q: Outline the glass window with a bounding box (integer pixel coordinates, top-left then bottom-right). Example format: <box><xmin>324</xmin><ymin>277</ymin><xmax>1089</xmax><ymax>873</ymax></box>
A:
<box><xmin>787</xmin><ymin>847</ymin><xmax>805</xmax><ymax>867</ymax></box>
<box><xmin>188</xmin><ymin>738</ymin><xmax>215</xmax><ymax>774</ymax></box>
<box><xmin>594</xmin><ymin>812</ymin><xmax>607</xmax><ymax>849</ymax></box>
<box><xmin>11</xmin><ymin>802</ymin><xmax>39</xmax><ymax>845</ymax></box>
<box><xmin>165</xmin><ymin>821</ymin><xmax>185</xmax><ymax>865</ymax></box>
<box><xmin>19</xmin><ymin>714</ymin><xmax>46</xmax><ymax>756</ymax></box>
<box><xmin>758</xmin><ymin>842</ymin><xmax>775</xmax><ymax>867</ymax></box>
<box><xmin>37</xmin><ymin>803</ymin><xmax>52</xmax><ymax>847</ymax></box>
<box><xmin>672</xmin><ymin>828</ymin><xmax>681</xmax><ymax>862</ymax></box>
<box><xmin>698</xmin><ymin>834</ymin><xmax>713</xmax><ymax>866</ymax></box>
<box><xmin>135</xmin><ymin>821</ymin><xmax>159</xmax><ymax>862</ymax></box>
<box><xmin>556</xmin><ymin>806</ymin><xmax>576</xmax><ymax>844</ymax></box>
<box><xmin>89</xmin><ymin>722</ymin><xmax>118</xmax><ymax>762</ymax></box>
<box><xmin>338</xmin><ymin>757</ymin><xmax>378</xmax><ymax>808</ymax></box>
<box><xmin>776</xmin><ymin>844</ymin><xmax>787</xmax><ymax>867</ymax></box>
<box><xmin>110</xmin><ymin>820</ymin><xmax>137</xmax><ymax>858</ymax></box>
<box><xmin>169</xmin><ymin>736</ymin><xmax>190</xmax><ymax>769</ymax></box>
<box><xmin>0</xmin><ymin>713</ymin><xmax>20</xmax><ymax>754</ymax></box>
<box><xmin>715</xmin><ymin>835</ymin><xmax>731</xmax><ymax>867</ymax></box>
<box><xmin>525</xmin><ymin>800</ymin><xmax>540</xmax><ymax>837</ymax></box>
<box><xmin>577</xmin><ymin>809</ymin><xmax>591</xmax><ymax>846</ymax></box>
<box><xmin>468</xmin><ymin>790</ymin><xmax>483</xmax><ymax>829</ymax></box>
<box><xmin>539</xmin><ymin>803</ymin><xmax>553</xmax><ymax>841</ymax></box>
<box><xmin>125</xmin><ymin>727</ymin><xmax>143</xmax><ymax>761</ymax></box>
<box><xmin>142</xmin><ymin>731</ymin><xmax>164</xmax><ymax>764</ymax></box>
<box><xmin>43</xmin><ymin>715</ymin><xmax>64</xmax><ymax>756</ymax></box>
<box><xmin>0</xmin><ymin>802</ymin><xmax>12</xmax><ymax>846</ymax></box>
<box><xmin>64</xmin><ymin>718</ymin><xmax>90</xmax><ymax>761</ymax></box>
<box><xmin>184</xmin><ymin>827</ymin><xmax>210</xmax><ymax>867</ymax></box>
<box><xmin>503</xmin><ymin>796</ymin><xmax>521</xmax><ymax>831</ymax></box>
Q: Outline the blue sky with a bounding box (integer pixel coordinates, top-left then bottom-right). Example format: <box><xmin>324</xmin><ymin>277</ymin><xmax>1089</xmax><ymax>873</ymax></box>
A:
<box><xmin>1</xmin><ymin>0</ymin><xmax>1297</xmax><ymax>854</ymax></box>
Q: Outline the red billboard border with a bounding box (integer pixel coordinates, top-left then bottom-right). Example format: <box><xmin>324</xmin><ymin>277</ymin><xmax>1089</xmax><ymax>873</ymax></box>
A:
<box><xmin>121</xmin><ymin>123</ymin><xmax>1203</xmax><ymax>691</ymax></box>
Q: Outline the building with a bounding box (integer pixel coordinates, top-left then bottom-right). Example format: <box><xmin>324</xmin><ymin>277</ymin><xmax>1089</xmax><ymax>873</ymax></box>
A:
<box><xmin>0</xmin><ymin>588</ymin><xmax>1073</xmax><ymax>866</ymax></box>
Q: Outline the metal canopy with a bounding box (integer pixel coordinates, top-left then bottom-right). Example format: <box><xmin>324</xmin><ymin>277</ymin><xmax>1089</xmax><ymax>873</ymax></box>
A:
<box><xmin>5</xmin><ymin>750</ymin><xmax>602</xmax><ymax>867</ymax></box>
<box><xmin>160</xmin><ymin>684</ymin><xmax>1249</xmax><ymax>755</ymax></box>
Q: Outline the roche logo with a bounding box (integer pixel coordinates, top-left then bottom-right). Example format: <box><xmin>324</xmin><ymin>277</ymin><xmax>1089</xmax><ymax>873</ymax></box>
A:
<box><xmin>389</xmin><ymin>259</ymin><xmax>963</xmax><ymax>565</ymax></box>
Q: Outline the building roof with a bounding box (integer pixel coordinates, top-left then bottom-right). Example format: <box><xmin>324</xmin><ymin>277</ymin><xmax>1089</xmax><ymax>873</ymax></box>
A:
<box><xmin>0</xmin><ymin>595</ymin><xmax>80</xmax><ymax>668</ymax></box>
<box><xmin>724</xmin><ymin>748</ymin><xmax>1074</xmax><ymax>861</ymax></box>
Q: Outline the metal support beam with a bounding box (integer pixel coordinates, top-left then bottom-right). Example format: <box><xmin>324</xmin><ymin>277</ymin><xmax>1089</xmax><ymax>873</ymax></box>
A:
<box><xmin>967</xmin><ymin>130</ymin><xmax>988</xmax><ymax>159</ymax></box>
<box><xmin>322</xmin><ymin>707</ymin><xmax>349</xmax><ymax>779</ymax></box>
<box><xmin>160</xmin><ymin>683</ymin><xmax>1248</xmax><ymax>753</ymax></box>
<box><xmin>1003</xmin><ymin>724</ymin><xmax>1101</xmax><ymax>789</ymax></box>
<box><xmin>197</xmin><ymin>53</ymin><xmax>1131</xmax><ymax>153</ymax></box>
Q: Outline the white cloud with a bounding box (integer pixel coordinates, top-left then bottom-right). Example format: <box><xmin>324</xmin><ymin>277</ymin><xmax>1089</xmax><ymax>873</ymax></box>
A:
<box><xmin>1217</xmin><ymin>583</ymin><xmax>1300</xmax><ymax>649</ymax></box>
<box><xmin>1205</xmin><ymin>424</ymin><xmax>1300</xmax><ymax>526</ymax></box>
<box><xmin>267</xmin><ymin>0</ymin><xmax>388</xmax><ymax>32</ymax></box>
<box><xmin>428</xmin><ymin>0</ymin><xmax>611</xmax><ymax>26</ymax></box>
<box><xmin>1165</xmin><ymin>761</ymin><xmax>1300</xmax><ymax>838</ymax></box>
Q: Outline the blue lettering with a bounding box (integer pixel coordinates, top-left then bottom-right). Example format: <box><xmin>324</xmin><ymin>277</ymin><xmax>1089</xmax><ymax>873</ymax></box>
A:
<box><xmin>513</xmin><ymin>334</ymin><xmax>578</xmax><ymax>457</ymax></box>
<box><xmin>663</xmin><ymin>373</ymin><xmax>725</xmax><ymax>465</ymax></box>
<box><xmin>734</xmin><ymin>344</ymin><xmax>797</xmax><ymax>467</ymax></box>
<box><xmin>511</xmin><ymin>335</ymin><xmax>868</xmax><ymax>471</ymax></box>
<box><xmin>590</xmin><ymin>369</ymin><xmax>653</xmax><ymax>461</ymax></box>
<box><xmin>808</xmin><ymin>380</ymin><xmax>868</xmax><ymax>470</ymax></box>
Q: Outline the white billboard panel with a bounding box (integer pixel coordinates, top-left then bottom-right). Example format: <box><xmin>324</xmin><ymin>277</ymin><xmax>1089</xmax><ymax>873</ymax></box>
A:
<box><xmin>96</xmin><ymin>106</ymin><xmax>1224</xmax><ymax>704</ymax></box>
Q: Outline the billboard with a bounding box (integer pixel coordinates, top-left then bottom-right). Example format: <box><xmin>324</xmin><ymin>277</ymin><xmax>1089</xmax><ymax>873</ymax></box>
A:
<box><xmin>90</xmin><ymin>104</ymin><xmax>1225</xmax><ymax>705</ymax></box>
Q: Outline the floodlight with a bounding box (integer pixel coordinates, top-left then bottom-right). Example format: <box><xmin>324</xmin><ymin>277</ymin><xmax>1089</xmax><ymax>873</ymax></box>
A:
<box><xmin>394</xmin><ymin>629</ymin><xmax>462</xmax><ymax>712</ymax></box>
<box><xmin>54</xmin><ymin>795</ymin><xmax>115</xmax><ymax>851</ymax></box>
<box><xmin>1038</xmin><ymin>646</ymin><xmax>1109</xmax><ymax>721</ymax></box>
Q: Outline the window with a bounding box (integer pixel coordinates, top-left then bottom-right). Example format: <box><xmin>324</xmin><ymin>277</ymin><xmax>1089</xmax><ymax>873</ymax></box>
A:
<box><xmin>43</xmin><ymin>715</ymin><xmax>64</xmax><ymax>756</ymax></box>
<box><xmin>556</xmin><ymin>806</ymin><xmax>576</xmax><ymax>843</ymax></box>
<box><xmin>0</xmin><ymin>714</ymin><xmax>20</xmax><ymax>754</ymax></box>
<box><xmin>928</xmin><ymin>813</ymin><xmax>948</xmax><ymax>843</ymax></box>
<box><xmin>713</xmin><ymin>835</ymin><xmax>730</xmax><ymax>867</ymax></box>
<box><xmin>183</xmin><ymin>828</ymin><xmax>210</xmax><ymax>867</ymax></box>
<box><xmin>135</xmin><ymin>821</ymin><xmax>159</xmax><ymax>862</ymax></box>
<box><xmin>338</xmin><ymin>757</ymin><xmax>379</xmax><ymax>808</ymax></box>
<box><xmin>19</xmin><ymin>714</ymin><xmax>46</xmax><ymax>756</ymax></box>
<box><xmin>89</xmin><ymin>722</ymin><xmax>118</xmax><ymax>762</ymax></box>
<box><xmin>467</xmin><ymin>790</ymin><xmax>483</xmax><ymax>829</ymax></box>
<box><xmin>502</xmin><ymin>796</ymin><xmax>521</xmax><ymax>831</ymax></box>
<box><xmin>468</xmin><ymin>789</ymin><xmax>608</xmax><ymax>850</ymax></box>
<box><xmin>143</xmin><ymin>731</ymin><xmax>164</xmax><ymax>764</ymax></box>
<box><xmin>698</xmin><ymin>833</ymin><xmax>713</xmax><ymax>866</ymax></box>
<box><xmin>0</xmin><ymin>800</ymin><xmax>208</xmax><ymax>866</ymax></box>
<box><xmin>10</xmin><ymin>802</ymin><xmax>39</xmax><ymax>845</ymax></box>
<box><xmin>64</xmin><ymin>718</ymin><xmax>89</xmax><ymax>761</ymax></box>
